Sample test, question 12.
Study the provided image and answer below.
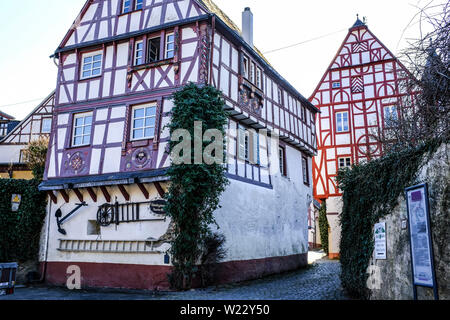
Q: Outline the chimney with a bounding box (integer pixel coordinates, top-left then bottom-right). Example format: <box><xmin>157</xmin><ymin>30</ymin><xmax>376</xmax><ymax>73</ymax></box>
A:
<box><xmin>242</xmin><ymin>7</ymin><xmax>253</xmax><ymax>47</ymax></box>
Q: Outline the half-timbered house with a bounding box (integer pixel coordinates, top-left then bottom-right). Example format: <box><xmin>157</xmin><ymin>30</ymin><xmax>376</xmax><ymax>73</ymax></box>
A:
<box><xmin>39</xmin><ymin>0</ymin><xmax>318</xmax><ymax>290</ymax></box>
<box><xmin>310</xmin><ymin>17</ymin><xmax>416</xmax><ymax>258</ymax></box>
<box><xmin>0</xmin><ymin>92</ymin><xmax>55</xmax><ymax>179</ymax></box>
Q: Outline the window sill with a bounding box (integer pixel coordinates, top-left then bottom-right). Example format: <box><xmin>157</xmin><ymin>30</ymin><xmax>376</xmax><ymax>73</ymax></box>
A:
<box><xmin>132</xmin><ymin>58</ymin><xmax>174</xmax><ymax>71</ymax></box>
<box><xmin>79</xmin><ymin>74</ymin><xmax>102</xmax><ymax>82</ymax></box>
<box><xmin>66</xmin><ymin>144</ymin><xmax>91</xmax><ymax>150</ymax></box>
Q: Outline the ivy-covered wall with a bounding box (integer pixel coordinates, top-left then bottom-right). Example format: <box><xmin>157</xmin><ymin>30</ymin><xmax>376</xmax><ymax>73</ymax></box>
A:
<box><xmin>367</xmin><ymin>143</ymin><xmax>449</xmax><ymax>300</ymax></box>
<box><xmin>0</xmin><ymin>179</ymin><xmax>47</xmax><ymax>262</ymax></box>
<box><xmin>337</xmin><ymin>139</ymin><xmax>446</xmax><ymax>299</ymax></box>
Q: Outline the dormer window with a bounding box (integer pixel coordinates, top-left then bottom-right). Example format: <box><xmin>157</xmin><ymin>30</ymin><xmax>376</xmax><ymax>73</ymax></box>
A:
<box><xmin>80</xmin><ymin>51</ymin><xmax>102</xmax><ymax>80</ymax></box>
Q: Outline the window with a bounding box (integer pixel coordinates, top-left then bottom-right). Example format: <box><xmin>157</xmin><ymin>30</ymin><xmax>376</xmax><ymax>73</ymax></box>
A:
<box><xmin>165</xmin><ymin>33</ymin><xmax>175</xmax><ymax>59</ymax></box>
<box><xmin>302</xmin><ymin>106</ymin><xmax>307</xmax><ymax>121</ymax></box>
<box><xmin>338</xmin><ymin>157</ymin><xmax>352</xmax><ymax>169</ymax></box>
<box><xmin>148</xmin><ymin>37</ymin><xmax>161</xmax><ymax>62</ymax></box>
<box><xmin>81</xmin><ymin>52</ymin><xmax>102</xmax><ymax>79</ymax></box>
<box><xmin>250</xmin><ymin>62</ymin><xmax>256</xmax><ymax>84</ymax></box>
<box><xmin>42</xmin><ymin>118</ymin><xmax>52</xmax><ymax>133</ymax></box>
<box><xmin>237</xmin><ymin>126</ymin><xmax>260</xmax><ymax>164</ymax></box>
<box><xmin>256</xmin><ymin>67</ymin><xmax>262</xmax><ymax>89</ymax></box>
<box><xmin>243</xmin><ymin>56</ymin><xmax>249</xmax><ymax>79</ymax></box>
<box><xmin>72</xmin><ymin>113</ymin><xmax>93</xmax><ymax>147</ymax></box>
<box><xmin>135</xmin><ymin>0</ymin><xmax>143</xmax><ymax>10</ymax></box>
<box><xmin>122</xmin><ymin>0</ymin><xmax>132</xmax><ymax>13</ymax></box>
<box><xmin>277</xmin><ymin>88</ymin><xmax>283</xmax><ymax>105</ymax></box>
<box><xmin>131</xmin><ymin>104</ymin><xmax>157</xmax><ymax>140</ymax></box>
<box><xmin>332</xmin><ymin>82</ymin><xmax>341</xmax><ymax>89</ymax></box>
<box><xmin>384</xmin><ymin>106</ymin><xmax>398</xmax><ymax>127</ymax></box>
<box><xmin>134</xmin><ymin>41</ymin><xmax>144</xmax><ymax>65</ymax></box>
<box><xmin>336</xmin><ymin>111</ymin><xmax>349</xmax><ymax>132</ymax></box>
<box><xmin>302</xmin><ymin>156</ymin><xmax>309</xmax><ymax>185</ymax></box>
<box><xmin>279</xmin><ymin>146</ymin><xmax>286</xmax><ymax>176</ymax></box>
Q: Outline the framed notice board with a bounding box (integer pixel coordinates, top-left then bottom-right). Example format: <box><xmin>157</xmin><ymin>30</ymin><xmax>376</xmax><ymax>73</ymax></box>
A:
<box><xmin>405</xmin><ymin>183</ymin><xmax>439</xmax><ymax>300</ymax></box>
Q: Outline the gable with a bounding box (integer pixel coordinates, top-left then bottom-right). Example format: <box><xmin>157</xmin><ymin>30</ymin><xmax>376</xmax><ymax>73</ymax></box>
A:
<box><xmin>59</xmin><ymin>0</ymin><xmax>208</xmax><ymax>49</ymax></box>
<box><xmin>330</xmin><ymin>27</ymin><xmax>394</xmax><ymax>70</ymax></box>
<box><xmin>1</xmin><ymin>92</ymin><xmax>55</xmax><ymax>144</ymax></box>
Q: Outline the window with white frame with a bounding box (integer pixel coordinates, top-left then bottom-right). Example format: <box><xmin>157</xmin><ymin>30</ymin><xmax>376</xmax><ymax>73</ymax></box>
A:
<box><xmin>336</xmin><ymin>111</ymin><xmax>349</xmax><ymax>132</ymax></box>
<box><xmin>148</xmin><ymin>37</ymin><xmax>161</xmax><ymax>62</ymax></box>
<box><xmin>165</xmin><ymin>33</ymin><xmax>175</xmax><ymax>59</ymax></box>
<box><xmin>237</xmin><ymin>126</ymin><xmax>260</xmax><ymax>165</ymax></box>
<box><xmin>81</xmin><ymin>52</ymin><xmax>102</xmax><ymax>79</ymax></box>
<box><xmin>42</xmin><ymin>118</ymin><xmax>52</xmax><ymax>133</ymax></box>
<box><xmin>277</xmin><ymin>88</ymin><xmax>283</xmax><ymax>105</ymax></box>
<box><xmin>134</xmin><ymin>41</ymin><xmax>144</xmax><ymax>65</ymax></box>
<box><xmin>131</xmin><ymin>103</ymin><xmax>157</xmax><ymax>140</ymax></box>
<box><xmin>338</xmin><ymin>157</ymin><xmax>352</xmax><ymax>169</ymax></box>
<box><xmin>122</xmin><ymin>0</ymin><xmax>131</xmax><ymax>13</ymax></box>
<box><xmin>243</xmin><ymin>56</ymin><xmax>249</xmax><ymax>79</ymax></box>
<box><xmin>256</xmin><ymin>67</ymin><xmax>262</xmax><ymax>89</ymax></box>
<box><xmin>72</xmin><ymin>112</ymin><xmax>93</xmax><ymax>147</ymax></box>
<box><xmin>250</xmin><ymin>62</ymin><xmax>255</xmax><ymax>84</ymax></box>
<box><xmin>135</xmin><ymin>0</ymin><xmax>143</xmax><ymax>10</ymax></box>
<box><xmin>383</xmin><ymin>106</ymin><xmax>398</xmax><ymax>127</ymax></box>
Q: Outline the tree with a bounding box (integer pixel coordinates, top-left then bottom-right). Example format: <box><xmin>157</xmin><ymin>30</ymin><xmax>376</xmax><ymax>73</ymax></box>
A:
<box><xmin>376</xmin><ymin>1</ymin><xmax>449</xmax><ymax>153</ymax></box>
<box><xmin>165</xmin><ymin>83</ymin><xmax>230</xmax><ymax>290</ymax></box>
<box><xmin>22</xmin><ymin>136</ymin><xmax>49</xmax><ymax>180</ymax></box>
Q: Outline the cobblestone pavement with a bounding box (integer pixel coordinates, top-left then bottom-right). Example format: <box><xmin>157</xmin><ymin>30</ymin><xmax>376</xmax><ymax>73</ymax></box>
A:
<box><xmin>0</xmin><ymin>253</ymin><xmax>349</xmax><ymax>300</ymax></box>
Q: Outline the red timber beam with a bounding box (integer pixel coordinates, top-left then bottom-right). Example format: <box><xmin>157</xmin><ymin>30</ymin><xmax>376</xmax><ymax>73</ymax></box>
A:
<box><xmin>59</xmin><ymin>189</ymin><xmax>70</xmax><ymax>203</ymax></box>
<box><xmin>154</xmin><ymin>182</ymin><xmax>166</xmax><ymax>198</ymax></box>
<box><xmin>86</xmin><ymin>187</ymin><xmax>97</xmax><ymax>202</ymax></box>
<box><xmin>47</xmin><ymin>191</ymin><xmax>57</xmax><ymax>204</ymax></box>
<box><xmin>100</xmin><ymin>186</ymin><xmax>111</xmax><ymax>203</ymax></box>
<box><xmin>118</xmin><ymin>185</ymin><xmax>130</xmax><ymax>201</ymax></box>
<box><xmin>73</xmin><ymin>189</ymin><xmax>84</xmax><ymax>202</ymax></box>
<box><xmin>137</xmin><ymin>183</ymin><xmax>149</xmax><ymax>199</ymax></box>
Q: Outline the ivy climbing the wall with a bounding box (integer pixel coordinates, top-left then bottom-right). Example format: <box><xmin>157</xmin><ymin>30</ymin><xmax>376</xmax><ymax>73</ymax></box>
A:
<box><xmin>165</xmin><ymin>83</ymin><xmax>230</xmax><ymax>290</ymax></box>
<box><xmin>336</xmin><ymin>138</ymin><xmax>444</xmax><ymax>299</ymax></box>
<box><xmin>318</xmin><ymin>200</ymin><xmax>329</xmax><ymax>255</ymax></box>
<box><xmin>0</xmin><ymin>179</ymin><xmax>47</xmax><ymax>262</ymax></box>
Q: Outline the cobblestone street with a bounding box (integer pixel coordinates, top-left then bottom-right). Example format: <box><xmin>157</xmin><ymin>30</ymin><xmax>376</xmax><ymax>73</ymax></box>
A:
<box><xmin>1</xmin><ymin>252</ymin><xmax>349</xmax><ymax>300</ymax></box>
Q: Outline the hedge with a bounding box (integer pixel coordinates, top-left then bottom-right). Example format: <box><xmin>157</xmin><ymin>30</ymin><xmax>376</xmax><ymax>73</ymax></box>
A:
<box><xmin>0</xmin><ymin>179</ymin><xmax>47</xmax><ymax>262</ymax></box>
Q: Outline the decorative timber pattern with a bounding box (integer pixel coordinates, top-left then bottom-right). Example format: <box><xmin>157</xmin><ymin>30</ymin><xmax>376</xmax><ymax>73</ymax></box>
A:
<box><xmin>310</xmin><ymin>20</ymin><xmax>417</xmax><ymax>199</ymax></box>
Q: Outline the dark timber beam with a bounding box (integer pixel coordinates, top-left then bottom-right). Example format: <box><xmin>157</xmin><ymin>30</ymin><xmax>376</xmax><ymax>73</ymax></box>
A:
<box><xmin>154</xmin><ymin>182</ymin><xmax>165</xmax><ymax>198</ymax></box>
<box><xmin>118</xmin><ymin>184</ymin><xmax>130</xmax><ymax>201</ymax></box>
<box><xmin>86</xmin><ymin>187</ymin><xmax>97</xmax><ymax>202</ymax></box>
<box><xmin>100</xmin><ymin>186</ymin><xmax>111</xmax><ymax>203</ymax></box>
<box><xmin>73</xmin><ymin>189</ymin><xmax>84</xmax><ymax>202</ymax></box>
<box><xmin>137</xmin><ymin>183</ymin><xmax>149</xmax><ymax>199</ymax></box>
<box><xmin>59</xmin><ymin>189</ymin><xmax>70</xmax><ymax>203</ymax></box>
<box><xmin>47</xmin><ymin>191</ymin><xmax>57</xmax><ymax>204</ymax></box>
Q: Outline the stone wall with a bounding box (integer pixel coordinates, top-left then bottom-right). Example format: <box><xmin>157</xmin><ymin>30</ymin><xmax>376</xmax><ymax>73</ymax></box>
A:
<box><xmin>367</xmin><ymin>143</ymin><xmax>449</xmax><ymax>300</ymax></box>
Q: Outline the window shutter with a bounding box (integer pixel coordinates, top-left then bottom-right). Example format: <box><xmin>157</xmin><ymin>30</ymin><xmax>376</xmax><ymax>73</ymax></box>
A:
<box><xmin>253</xmin><ymin>132</ymin><xmax>260</xmax><ymax>165</ymax></box>
<box><xmin>238</xmin><ymin>126</ymin><xmax>246</xmax><ymax>160</ymax></box>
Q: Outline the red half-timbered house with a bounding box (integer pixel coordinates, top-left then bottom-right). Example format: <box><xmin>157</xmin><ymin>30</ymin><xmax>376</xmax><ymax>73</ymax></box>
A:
<box><xmin>39</xmin><ymin>0</ymin><xmax>318</xmax><ymax>290</ymax></box>
<box><xmin>310</xmin><ymin>17</ymin><xmax>416</xmax><ymax>258</ymax></box>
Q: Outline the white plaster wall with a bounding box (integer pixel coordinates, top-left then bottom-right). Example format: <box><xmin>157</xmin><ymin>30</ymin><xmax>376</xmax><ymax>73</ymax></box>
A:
<box><xmin>41</xmin><ymin>184</ymin><xmax>171</xmax><ymax>266</ymax></box>
<box><xmin>213</xmin><ymin>146</ymin><xmax>313</xmax><ymax>262</ymax></box>
<box><xmin>0</xmin><ymin>145</ymin><xmax>22</xmax><ymax>163</ymax></box>
<box><xmin>327</xmin><ymin>195</ymin><xmax>343</xmax><ymax>255</ymax></box>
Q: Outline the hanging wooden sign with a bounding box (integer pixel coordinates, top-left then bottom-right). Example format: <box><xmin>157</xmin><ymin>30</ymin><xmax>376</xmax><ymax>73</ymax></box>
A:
<box><xmin>150</xmin><ymin>199</ymin><xmax>167</xmax><ymax>215</ymax></box>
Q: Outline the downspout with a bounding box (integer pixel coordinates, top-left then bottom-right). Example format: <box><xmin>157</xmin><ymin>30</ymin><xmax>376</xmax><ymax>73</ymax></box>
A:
<box><xmin>38</xmin><ymin>197</ymin><xmax>52</xmax><ymax>283</ymax></box>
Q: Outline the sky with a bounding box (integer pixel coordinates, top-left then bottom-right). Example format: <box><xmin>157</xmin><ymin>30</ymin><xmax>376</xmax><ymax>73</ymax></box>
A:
<box><xmin>0</xmin><ymin>0</ymin><xmax>438</xmax><ymax>120</ymax></box>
